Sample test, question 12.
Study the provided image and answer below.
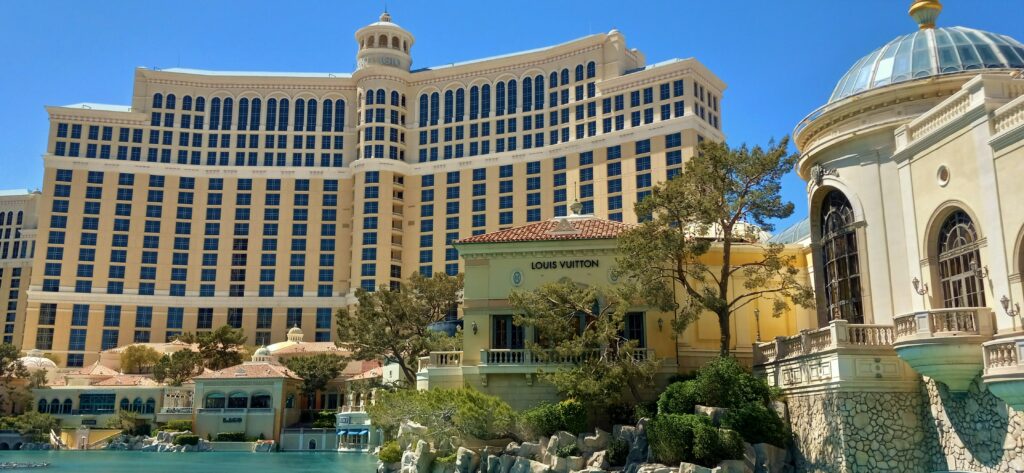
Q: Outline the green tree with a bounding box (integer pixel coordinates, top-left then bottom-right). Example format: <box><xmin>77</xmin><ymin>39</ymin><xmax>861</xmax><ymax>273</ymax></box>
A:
<box><xmin>120</xmin><ymin>345</ymin><xmax>163</xmax><ymax>374</ymax></box>
<box><xmin>336</xmin><ymin>272</ymin><xmax>463</xmax><ymax>386</ymax></box>
<box><xmin>152</xmin><ymin>349</ymin><xmax>205</xmax><ymax>386</ymax></box>
<box><xmin>197</xmin><ymin>326</ymin><xmax>247</xmax><ymax>370</ymax></box>
<box><xmin>0</xmin><ymin>343</ymin><xmax>28</xmax><ymax>415</ymax></box>
<box><xmin>508</xmin><ymin>281</ymin><xmax>658</xmax><ymax>409</ymax></box>
<box><xmin>367</xmin><ymin>387</ymin><xmax>518</xmax><ymax>445</ymax></box>
<box><xmin>0</xmin><ymin>411</ymin><xmax>60</xmax><ymax>442</ymax></box>
<box><xmin>617</xmin><ymin>138</ymin><xmax>814</xmax><ymax>356</ymax></box>
<box><xmin>284</xmin><ymin>354</ymin><xmax>348</xmax><ymax>410</ymax></box>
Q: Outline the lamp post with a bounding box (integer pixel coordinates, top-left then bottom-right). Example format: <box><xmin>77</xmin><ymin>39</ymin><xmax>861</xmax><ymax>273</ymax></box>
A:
<box><xmin>753</xmin><ymin>308</ymin><xmax>762</xmax><ymax>343</ymax></box>
<box><xmin>1001</xmin><ymin>295</ymin><xmax>1021</xmax><ymax>331</ymax></box>
<box><xmin>912</xmin><ymin>277</ymin><xmax>928</xmax><ymax>295</ymax></box>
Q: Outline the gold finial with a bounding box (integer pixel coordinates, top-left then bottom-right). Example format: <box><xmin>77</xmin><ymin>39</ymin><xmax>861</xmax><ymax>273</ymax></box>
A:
<box><xmin>909</xmin><ymin>0</ymin><xmax>942</xmax><ymax>29</ymax></box>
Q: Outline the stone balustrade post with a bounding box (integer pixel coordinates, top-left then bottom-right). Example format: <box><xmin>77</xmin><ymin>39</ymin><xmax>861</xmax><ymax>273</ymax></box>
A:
<box><xmin>774</xmin><ymin>336</ymin><xmax>786</xmax><ymax>358</ymax></box>
<box><xmin>915</xmin><ymin>311</ymin><xmax>932</xmax><ymax>335</ymax></box>
<box><xmin>800</xmin><ymin>330</ymin><xmax>811</xmax><ymax>355</ymax></box>
<box><xmin>830</xmin><ymin>319</ymin><xmax>849</xmax><ymax>348</ymax></box>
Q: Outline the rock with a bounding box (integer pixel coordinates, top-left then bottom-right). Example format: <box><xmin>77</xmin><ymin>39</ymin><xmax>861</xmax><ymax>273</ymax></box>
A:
<box><xmin>581</xmin><ymin>429</ymin><xmax>610</xmax><ymax>453</ymax></box>
<box><xmin>678</xmin><ymin>463</ymin><xmax>715</xmax><ymax>473</ymax></box>
<box><xmin>587</xmin><ymin>450</ymin><xmax>609</xmax><ymax>470</ymax></box>
<box><xmin>519</xmin><ymin>442</ymin><xmax>542</xmax><ymax>461</ymax></box>
<box><xmin>455</xmin><ymin>447</ymin><xmax>481</xmax><ymax>473</ymax></box>
<box><xmin>499</xmin><ymin>455</ymin><xmax>517</xmax><ymax>473</ymax></box>
<box><xmin>716</xmin><ymin>459</ymin><xmax>748</xmax><ymax>473</ymax></box>
<box><xmin>566</xmin><ymin>456</ymin><xmax>584</xmax><ymax>471</ymax></box>
<box><xmin>486</xmin><ymin>455</ymin><xmax>501</xmax><ymax>473</ymax></box>
<box><xmin>556</xmin><ymin>431</ymin><xmax>577</xmax><ymax>450</ymax></box>
<box><xmin>746</xmin><ymin>443</ymin><xmax>787</xmax><ymax>473</ymax></box>
<box><xmin>694</xmin><ymin>405</ymin><xmax>730</xmax><ymax>425</ymax></box>
<box><xmin>550</xmin><ymin>456</ymin><xmax>569</xmax><ymax>473</ymax></box>
<box><xmin>505</xmin><ymin>443</ymin><xmax>521</xmax><ymax>456</ymax></box>
<box><xmin>509</xmin><ymin>457</ymin><xmax>550</xmax><ymax>473</ymax></box>
<box><xmin>398</xmin><ymin>421</ymin><xmax>430</xmax><ymax>451</ymax></box>
<box><xmin>634</xmin><ymin>463</ymin><xmax>673</xmax><ymax>473</ymax></box>
<box><xmin>614</xmin><ymin>425</ymin><xmax>636</xmax><ymax>444</ymax></box>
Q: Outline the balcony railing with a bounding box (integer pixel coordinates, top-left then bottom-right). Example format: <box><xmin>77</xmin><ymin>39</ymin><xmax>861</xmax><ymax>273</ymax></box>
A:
<box><xmin>892</xmin><ymin>308</ymin><xmax>993</xmax><ymax>343</ymax></box>
<box><xmin>754</xmin><ymin>320</ymin><xmax>896</xmax><ymax>365</ymax></box>
<box><xmin>159</xmin><ymin>407</ymin><xmax>193</xmax><ymax>414</ymax></box>
<box><xmin>480</xmin><ymin>348</ymin><xmax>655</xmax><ymax>365</ymax></box>
<box><xmin>196</xmin><ymin>407</ymin><xmax>273</xmax><ymax>414</ymax></box>
<box><xmin>984</xmin><ymin>338</ymin><xmax>1020</xmax><ymax>373</ymax></box>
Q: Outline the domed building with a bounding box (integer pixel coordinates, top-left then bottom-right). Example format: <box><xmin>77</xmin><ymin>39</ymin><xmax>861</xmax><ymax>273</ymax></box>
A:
<box><xmin>756</xmin><ymin>2</ymin><xmax>1024</xmax><ymax>471</ymax></box>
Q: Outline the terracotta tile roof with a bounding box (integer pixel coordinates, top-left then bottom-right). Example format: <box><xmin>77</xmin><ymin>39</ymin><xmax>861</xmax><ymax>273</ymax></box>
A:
<box><xmin>103</xmin><ymin>340</ymin><xmax>198</xmax><ymax>354</ymax></box>
<box><xmin>349</xmin><ymin>366</ymin><xmax>383</xmax><ymax>381</ymax></box>
<box><xmin>458</xmin><ymin>216</ymin><xmax>635</xmax><ymax>244</ymax></box>
<box><xmin>342</xmin><ymin>360</ymin><xmax>381</xmax><ymax>378</ymax></box>
<box><xmin>65</xmin><ymin>361</ymin><xmax>120</xmax><ymax>377</ymax></box>
<box><xmin>194</xmin><ymin>361</ymin><xmax>301</xmax><ymax>380</ymax></box>
<box><xmin>271</xmin><ymin>342</ymin><xmax>349</xmax><ymax>356</ymax></box>
<box><xmin>92</xmin><ymin>375</ymin><xmax>162</xmax><ymax>387</ymax></box>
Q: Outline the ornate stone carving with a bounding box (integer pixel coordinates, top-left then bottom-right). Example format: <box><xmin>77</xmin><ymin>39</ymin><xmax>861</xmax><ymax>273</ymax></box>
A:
<box><xmin>811</xmin><ymin>164</ymin><xmax>839</xmax><ymax>186</ymax></box>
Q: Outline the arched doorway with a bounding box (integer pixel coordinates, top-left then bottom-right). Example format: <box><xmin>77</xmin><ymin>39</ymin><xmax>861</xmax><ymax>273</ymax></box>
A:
<box><xmin>0</xmin><ymin>442</ymin><xmax>9</xmax><ymax>450</ymax></box>
<box><xmin>819</xmin><ymin>190</ymin><xmax>863</xmax><ymax>323</ymax></box>
<box><xmin>937</xmin><ymin>210</ymin><xmax>985</xmax><ymax>308</ymax></box>
<box><xmin>308</xmin><ymin>439</ymin><xmax>317</xmax><ymax>450</ymax></box>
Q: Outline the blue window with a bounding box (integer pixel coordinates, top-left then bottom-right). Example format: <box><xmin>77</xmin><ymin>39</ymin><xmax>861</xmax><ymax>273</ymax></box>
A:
<box><xmin>635</xmin><ymin>139</ymin><xmax>651</xmax><ymax>154</ymax></box>
<box><xmin>667</xmin><ymin>150</ymin><xmax>682</xmax><ymax>166</ymax></box>
<box><xmin>167</xmin><ymin>308</ymin><xmax>184</xmax><ymax>329</ymax></box>
<box><xmin>527</xmin><ymin>208</ymin><xmax>541</xmax><ymax>222</ymax></box>
<box><xmin>636</xmin><ymin>173</ymin><xmax>652</xmax><ymax>188</ymax></box>
<box><xmin>101</xmin><ymin>330</ymin><xmax>119</xmax><ymax>350</ymax></box>
<box><xmin>526</xmin><ymin>161</ymin><xmax>541</xmax><ymax>175</ymax></box>
<box><xmin>135</xmin><ymin>307</ymin><xmax>153</xmax><ymax>328</ymax></box>
<box><xmin>103</xmin><ymin>305</ymin><xmax>121</xmax><ymax>327</ymax></box>
<box><xmin>71</xmin><ymin>305</ymin><xmax>89</xmax><ymax>326</ymax></box>
<box><xmin>636</xmin><ymin>156</ymin><xmax>651</xmax><ymax>171</ymax></box>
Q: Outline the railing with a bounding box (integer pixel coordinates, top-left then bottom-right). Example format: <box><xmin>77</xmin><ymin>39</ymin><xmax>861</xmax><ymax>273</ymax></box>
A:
<box><xmin>905</xmin><ymin>88</ymin><xmax>974</xmax><ymax>142</ymax></box>
<box><xmin>196</xmin><ymin>407</ymin><xmax>273</xmax><ymax>414</ymax></box>
<box><xmin>481</xmin><ymin>349</ymin><xmax>529</xmax><ymax>365</ymax></box>
<box><xmin>992</xmin><ymin>94</ymin><xmax>1024</xmax><ymax>135</ymax></box>
<box><xmin>753</xmin><ymin>320</ymin><xmax>898</xmax><ymax>365</ymax></box>
<box><xmin>893</xmin><ymin>308</ymin><xmax>993</xmax><ymax>343</ymax></box>
<box><xmin>984</xmin><ymin>339</ymin><xmax>1019</xmax><ymax>373</ymax></box>
<box><xmin>159</xmin><ymin>407</ymin><xmax>193</xmax><ymax>414</ymax></box>
<box><xmin>339</xmin><ymin>405</ymin><xmax>365</xmax><ymax>413</ymax></box>
<box><xmin>430</xmin><ymin>351</ymin><xmax>463</xmax><ymax>367</ymax></box>
<box><xmin>479</xmin><ymin>348</ymin><xmax>654</xmax><ymax>365</ymax></box>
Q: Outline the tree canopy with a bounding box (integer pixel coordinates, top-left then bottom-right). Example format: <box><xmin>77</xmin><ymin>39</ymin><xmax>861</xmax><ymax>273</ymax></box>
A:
<box><xmin>180</xmin><ymin>326</ymin><xmax>248</xmax><ymax>370</ymax></box>
<box><xmin>0</xmin><ymin>343</ymin><xmax>28</xmax><ymax>415</ymax></box>
<box><xmin>336</xmin><ymin>272</ymin><xmax>463</xmax><ymax>386</ymax></box>
<box><xmin>120</xmin><ymin>345</ymin><xmax>162</xmax><ymax>374</ymax></box>
<box><xmin>152</xmin><ymin>349</ymin><xmax>205</xmax><ymax>386</ymax></box>
<box><xmin>617</xmin><ymin>138</ymin><xmax>814</xmax><ymax>356</ymax></box>
<box><xmin>284</xmin><ymin>354</ymin><xmax>348</xmax><ymax>398</ymax></box>
<box><xmin>509</xmin><ymin>280</ymin><xmax>658</xmax><ymax>409</ymax></box>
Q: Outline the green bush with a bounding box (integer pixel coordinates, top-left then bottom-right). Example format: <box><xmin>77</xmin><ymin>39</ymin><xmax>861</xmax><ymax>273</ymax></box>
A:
<box><xmin>163</xmin><ymin>420</ymin><xmax>192</xmax><ymax>432</ymax></box>
<box><xmin>368</xmin><ymin>387</ymin><xmax>517</xmax><ymax>443</ymax></box>
<box><xmin>434</xmin><ymin>453</ymin><xmax>457</xmax><ymax>465</ymax></box>
<box><xmin>555</xmin><ymin>444</ymin><xmax>581</xmax><ymax>458</ymax></box>
<box><xmin>721</xmin><ymin>402</ymin><xmax>790</xmax><ymax>447</ymax></box>
<box><xmin>647</xmin><ymin>414</ymin><xmax>742</xmax><ymax>467</ymax></box>
<box><xmin>172</xmin><ymin>434</ymin><xmax>199</xmax><ymax>446</ymax></box>
<box><xmin>521</xmin><ymin>399</ymin><xmax>587</xmax><ymax>437</ymax></box>
<box><xmin>313</xmin><ymin>411</ymin><xmax>336</xmax><ymax>428</ymax></box>
<box><xmin>607</xmin><ymin>401</ymin><xmax>657</xmax><ymax>426</ymax></box>
<box><xmin>214</xmin><ymin>432</ymin><xmax>248</xmax><ymax>442</ymax></box>
<box><xmin>606</xmin><ymin>438</ymin><xmax>629</xmax><ymax>466</ymax></box>
<box><xmin>657</xmin><ymin>357</ymin><xmax>778</xmax><ymax>415</ymax></box>
<box><xmin>378</xmin><ymin>441</ymin><xmax>402</xmax><ymax>464</ymax></box>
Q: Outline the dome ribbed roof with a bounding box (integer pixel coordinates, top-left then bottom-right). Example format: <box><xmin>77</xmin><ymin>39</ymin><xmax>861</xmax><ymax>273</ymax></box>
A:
<box><xmin>829</xmin><ymin>26</ymin><xmax>1024</xmax><ymax>103</ymax></box>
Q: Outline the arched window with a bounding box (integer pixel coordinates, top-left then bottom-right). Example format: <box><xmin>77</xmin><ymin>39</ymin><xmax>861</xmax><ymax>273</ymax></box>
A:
<box><xmin>522</xmin><ymin>77</ymin><xmax>532</xmax><ymax>112</ymax></box>
<box><xmin>455</xmin><ymin>88</ymin><xmax>465</xmax><ymax>121</ymax></box>
<box><xmin>182</xmin><ymin>95</ymin><xmax>193</xmax><ymax>111</ymax></box>
<box><xmin>365</xmin><ymin>90</ymin><xmax>374</xmax><ymax>105</ymax></box>
<box><xmin>238</xmin><ymin>98</ymin><xmax>250</xmax><ymax>131</ymax></box>
<box><xmin>401</xmin><ymin>94</ymin><xmax>406</xmax><ymax>108</ymax></box>
<box><xmin>119</xmin><ymin>398</ymin><xmax>130</xmax><ymax>411</ymax></box>
<box><xmin>16</xmin><ymin>211</ymin><xmax>22</xmax><ymax>225</ymax></box>
<box><xmin>209</xmin><ymin>98</ymin><xmax>221</xmax><ymax>130</ymax></box>
<box><xmin>496</xmin><ymin>82</ymin><xmax>506</xmax><ymax>116</ymax></box>
<box><xmin>378</xmin><ymin>34</ymin><xmax>387</xmax><ymax>47</ymax></box>
<box><xmin>166</xmin><ymin>94</ymin><xmax>176</xmax><ymax>109</ymax></box>
<box><xmin>391</xmin><ymin>91</ymin><xmax>399</xmax><ymax>106</ymax></box>
<box><xmin>152</xmin><ymin>93</ymin><xmax>163</xmax><ymax>109</ymax></box>
<box><xmin>37</xmin><ymin>399</ymin><xmax>47</xmax><ymax>413</ymax></box>
<box><xmin>429</xmin><ymin>92</ymin><xmax>439</xmax><ymax>125</ymax></box>
<box><xmin>586</xmin><ymin>61</ymin><xmax>596</xmax><ymax>78</ymax></box>
<box><xmin>391</xmin><ymin>36</ymin><xmax>400</xmax><ymax>49</ymax></box>
<box><xmin>250</xmin><ymin>391</ymin><xmax>272</xmax><ymax>409</ymax></box>
<box><xmin>322</xmin><ymin>102</ymin><xmax>333</xmax><ymax>132</ymax></box>
<box><xmin>375</xmin><ymin>90</ymin><xmax>385</xmax><ymax>105</ymax></box>
<box><xmin>418</xmin><ymin>94</ymin><xmax>428</xmax><ymax>127</ymax></box>
<box><xmin>195</xmin><ymin>96</ymin><xmax>206</xmax><ymax>112</ymax></box>
<box><xmin>534</xmin><ymin>75</ymin><xmax>544</xmax><ymax>110</ymax></box>
<box><xmin>62</xmin><ymin>399</ymin><xmax>72</xmax><ymax>414</ymax></box>
<box><xmin>334</xmin><ymin>100</ymin><xmax>345</xmax><ymax>132</ymax></box>
<box><xmin>575</xmin><ymin>65</ymin><xmax>584</xmax><ymax>82</ymax></box>
<box><xmin>309</xmin><ymin>439</ymin><xmax>317</xmax><ymax>450</ymax></box>
<box><xmin>561</xmin><ymin>68</ymin><xmax>569</xmax><ymax>85</ymax></box>
<box><xmin>550</xmin><ymin>71</ymin><xmax>558</xmax><ymax>88</ymax></box>
<box><xmin>221</xmin><ymin>98</ymin><xmax>233</xmax><ymax>130</ymax></box>
<box><xmin>132</xmin><ymin>397</ymin><xmax>143</xmax><ymax>413</ymax></box>
<box><xmin>367</xmin><ymin>36</ymin><xmax>375</xmax><ymax>48</ymax></box>
<box><xmin>228</xmin><ymin>392</ymin><xmax>248</xmax><ymax>409</ymax></box>
<box><xmin>938</xmin><ymin>210</ymin><xmax>986</xmax><ymax>308</ymax></box>
<box><xmin>278</xmin><ymin>99</ymin><xmax>289</xmax><ymax>131</ymax></box>
<box><xmin>250</xmin><ymin>98</ymin><xmax>262</xmax><ymax>130</ymax></box>
<box><xmin>443</xmin><ymin>90</ymin><xmax>454</xmax><ymax>124</ymax></box>
<box><xmin>204</xmin><ymin>393</ymin><xmax>225</xmax><ymax>409</ymax></box>
<box><xmin>307</xmin><ymin>99</ymin><xmax>317</xmax><ymax>131</ymax></box>
<box><xmin>820</xmin><ymin>191</ymin><xmax>863</xmax><ymax>323</ymax></box>
<box><xmin>469</xmin><ymin>86</ymin><xmax>479</xmax><ymax>119</ymax></box>
<box><xmin>266</xmin><ymin>99</ymin><xmax>277</xmax><ymax>131</ymax></box>
<box><xmin>481</xmin><ymin>85</ymin><xmax>490</xmax><ymax>118</ymax></box>
<box><xmin>507</xmin><ymin>80</ymin><xmax>517</xmax><ymax>114</ymax></box>
<box><xmin>294</xmin><ymin>99</ymin><xmax>306</xmax><ymax>131</ymax></box>
<box><xmin>144</xmin><ymin>398</ymin><xmax>155</xmax><ymax>414</ymax></box>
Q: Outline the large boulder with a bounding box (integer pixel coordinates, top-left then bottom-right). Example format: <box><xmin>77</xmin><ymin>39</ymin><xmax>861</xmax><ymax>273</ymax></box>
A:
<box><xmin>678</xmin><ymin>463</ymin><xmax>715</xmax><ymax>473</ymax></box>
<box><xmin>580</xmin><ymin>429</ymin><xmax>609</xmax><ymax>453</ymax></box>
<box><xmin>401</xmin><ymin>440</ymin><xmax>436</xmax><ymax>473</ymax></box>
<box><xmin>550</xmin><ymin>456</ymin><xmax>569</xmax><ymax>473</ymax></box>
<box><xmin>566</xmin><ymin>456</ymin><xmax>584</xmax><ymax>471</ymax></box>
<box><xmin>555</xmin><ymin>431</ymin><xmax>577</xmax><ymax>451</ymax></box>
<box><xmin>518</xmin><ymin>442</ymin><xmax>542</xmax><ymax>461</ymax></box>
<box><xmin>633</xmin><ymin>463</ymin><xmax>673</xmax><ymax>473</ymax></box>
<box><xmin>509</xmin><ymin>457</ymin><xmax>550</xmax><ymax>473</ymax></box>
<box><xmin>586</xmin><ymin>450</ymin><xmax>609</xmax><ymax>470</ymax></box>
<box><xmin>398</xmin><ymin>421</ymin><xmax>430</xmax><ymax>450</ymax></box>
<box><xmin>499</xmin><ymin>455</ymin><xmax>517</xmax><ymax>473</ymax></box>
<box><xmin>693</xmin><ymin>405</ymin><xmax>730</xmax><ymax>426</ymax></box>
<box><xmin>717</xmin><ymin>460</ymin><xmax>749</xmax><ymax>473</ymax></box>
<box><xmin>455</xmin><ymin>447</ymin><xmax>481</xmax><ymax>473</ymax></box>
<box><xmin>505</xmin><ymin>442</ymin><xmax>521</xmax><ymax>456</ymax></box>
<box><xmin>745</xmin><ymin>443</ymin><xmax>788</xmax><ymax>473</ymax></box>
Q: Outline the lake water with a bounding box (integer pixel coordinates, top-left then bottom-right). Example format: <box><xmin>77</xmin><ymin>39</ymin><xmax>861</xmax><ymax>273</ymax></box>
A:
<box><xmin>0</xmin><ymin>450</ymin><xmax>379</xmax><ymax>472</ymax></box>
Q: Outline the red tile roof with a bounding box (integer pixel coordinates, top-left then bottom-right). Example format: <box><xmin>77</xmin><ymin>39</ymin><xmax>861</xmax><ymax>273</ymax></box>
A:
<box><xmin>458</xmin><ymin>216</ymin><xmax>635</xmax><ymax>244</ymax></box>
<box><xmin>194</xmin><ymin>361</ymin><xmax>301</xmax><ymax>380</ymax></box>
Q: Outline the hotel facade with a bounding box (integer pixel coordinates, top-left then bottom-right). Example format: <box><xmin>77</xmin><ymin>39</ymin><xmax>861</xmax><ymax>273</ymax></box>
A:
<box><xmin>21</xmin><ymin>13</ymin><xmax>725</xmax><ymax>367</ymax></box>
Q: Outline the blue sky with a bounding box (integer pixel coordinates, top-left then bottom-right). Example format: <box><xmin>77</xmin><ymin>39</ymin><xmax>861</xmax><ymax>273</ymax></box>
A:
<box><xmin>1</xmin><ymin>0</ymin><xmax>1020</xmax><ymax>231</ymax></box>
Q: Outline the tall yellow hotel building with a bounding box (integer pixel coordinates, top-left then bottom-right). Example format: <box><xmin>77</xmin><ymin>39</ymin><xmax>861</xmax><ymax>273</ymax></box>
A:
<box><xmin>24</xmin><ymin>12</ymin><xmax>736</xmax><ymax>368</ymax></box>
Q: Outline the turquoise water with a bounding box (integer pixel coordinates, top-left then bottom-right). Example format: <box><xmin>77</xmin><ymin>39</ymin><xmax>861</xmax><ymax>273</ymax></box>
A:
<box><xmin>0</xmin><ymin>451</ymin><xmax>379</xmax><ymax>472</ymax></box>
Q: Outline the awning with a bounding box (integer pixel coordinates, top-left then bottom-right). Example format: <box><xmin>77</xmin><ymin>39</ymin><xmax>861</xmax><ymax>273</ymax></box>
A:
<box><xmin>356</xmin><ymin>430</ymin><xmax>369</xmax><ymax>436</ymax></box>
<box><xmin>336</xmin><ymin>429</ymin><xmax>350</xmax><ymax>436</ymax></box>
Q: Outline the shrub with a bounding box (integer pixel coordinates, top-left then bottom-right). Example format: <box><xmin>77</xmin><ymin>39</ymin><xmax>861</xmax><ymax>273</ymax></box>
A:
<box><xmin>313</xmin><ymin>411</ymin><xmax>336</xmax><ymax>428</ymax></box>
<box><xmin>657</xmin><ymin>357</ymin><xmax>778</xmax><ymax>415</ymax></box>
<box><xmin>163</xmin><ymin>420</ymin><xmax>192</xmax><ymax>432</ymax></box>
<box><xmin>647</xmin><ymin>414</ymin><xmax>742</xmax><ymax>467</ymax></box>
<box><xmin>520</xmin><ymin>399</ymin><xmax>587</xmax><ymax>437</ymax></box>
<box><xmin>368</xmin><ymin>387</ymin><xmax>517</xmax><ymax>443</ymax></box>
<box><xmin>607</xmin><ymin>401</ymin><xmax>657</xmax><ymax>426</ymax></box>
<box><xmin>555</xmin><ymin>443</ymin><xmax>581</xmax><ymax>458</ymax></box>
<box><xmin>434</xmin><ymin>453</ymin><xmax>457</xmax><ymax>465</ymax></box>
<box><xmin>721</xmin><ymin>402</ymin><xmax>790</xmax><ymax>447</ymax></box>
<box><xmin>378</xmin><ymin>441</ymin><xmax>402</xmax><ymax>464</ymax></box>
<box><xmin>214</xmin><ymin>432</ymin><xmax>248</xmax><ymax>442</ymax></box>
<box><xmin>606</xmin><ymin>438</ymin><xmax>629</xmax><ymax>466</ymax></box>
<box><xmin>172</xmin><ymin>434</ymin><xmax>199</xmax><ymax>446</ymax></box>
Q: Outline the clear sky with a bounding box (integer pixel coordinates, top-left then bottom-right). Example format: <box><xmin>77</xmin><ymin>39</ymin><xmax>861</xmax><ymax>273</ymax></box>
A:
<box><xmin>0</xmin><ymin>0</ymin><xmax>1020</xmax><ymax>231</ymax></box>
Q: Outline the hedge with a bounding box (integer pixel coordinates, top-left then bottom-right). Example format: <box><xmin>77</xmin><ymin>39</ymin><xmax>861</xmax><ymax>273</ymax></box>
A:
<box><xmin>378</xmin><ymin>441</ymin><xmax>402</xmax><ymax>464</ymax></box>
<box><xmin>172</xmin><ymin>434</ymin><xmax>199</xmax><ymax>446</ymax></box>
<box><xmin>163</xmin><ymin>420</ymin><xmax>192</xmax><ymax>432</ymax></box>
<box><xmin>520</xmin><ymin>398</ymin><xmax>587</xmax><ymax>437</ymax></box>
<box><xmin>647</xmin><ymin>414</ymin><xmax>743</xmax><ymax>467</ymax></box>
<box><xmin>214</xmin><ymin>432</ymin><xmax>248</xmax><ymax>442</ymax></box>
<box><xmin>720</xmin><ymin>402</ymin><xmax>791</xmax><ymax>448</ymax></box>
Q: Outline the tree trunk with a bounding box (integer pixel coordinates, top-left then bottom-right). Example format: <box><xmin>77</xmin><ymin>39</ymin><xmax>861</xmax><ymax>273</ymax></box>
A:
<box><xmin>718</xmin><ymin>310</ymin><xmax>731</xmax><ymax>357</ymax></box>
